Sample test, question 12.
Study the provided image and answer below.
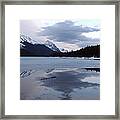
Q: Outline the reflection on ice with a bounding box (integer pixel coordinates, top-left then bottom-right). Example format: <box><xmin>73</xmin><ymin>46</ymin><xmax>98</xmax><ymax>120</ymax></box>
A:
<box><xmin>20</xmin><ymin>57</ymin><xmax>100</xmax><ymax>100</ymax></box>
<box><xmin>37</xmin><ymin>68</ymin><xmax>99</xmax><ymax>100</ymax></box>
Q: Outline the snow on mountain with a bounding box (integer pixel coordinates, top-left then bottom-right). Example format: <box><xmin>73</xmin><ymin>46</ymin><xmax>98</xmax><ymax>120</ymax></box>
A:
<box><xmin>20</xmin><ymin>42</ymin><xmax>25</xmax><ymax>48</ymax></box>
<box><xmin>44</xmin><ymin>40</ymin><xmax>60</xmax><ymax>52</ymax></box>
<box><xmin>20</xmin><ymin>34</ymin><xmax>62</xmax><ymax>53</ymax></box>
<box><xmin>20</xmin><ymin>35</ymin><xmax>55</xmax><ymax>56</ymax></box>
<box><xmin>20</xmin><ymin>35</ymin><xmax>60</xmax><ymax>52</ymax></box>
<box><xmin>60</xmin><ymin>48</ymin><xmax>68</xmax><ymax>53</ymax></box>
<box><xmin>20</xmin><ymin>34</ymin><xmax>38</xmax><ymax>48</ymax></box>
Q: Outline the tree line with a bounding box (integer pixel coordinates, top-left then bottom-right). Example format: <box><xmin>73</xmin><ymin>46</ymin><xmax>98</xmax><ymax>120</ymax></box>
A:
<box><xmin>51</xmin><ymin>45</ymin><xmax>100</xmax><ymax>58</ymax></box>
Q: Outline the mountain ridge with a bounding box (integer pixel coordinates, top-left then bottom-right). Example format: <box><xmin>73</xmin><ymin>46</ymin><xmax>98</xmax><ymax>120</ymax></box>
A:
<box><xmin>20</xmin><ymin>34</ymin><xmax>100</xmax><ymax>57</ymax></box>
<box><xmin>44</xmin><ymin>40</ymin><xmax>60</xmax><ymax>52</ymax></box>
<box><xmin>20</xmin><ymin>34</ymin><xmax>57</xmax><ymax>56</ymax></box>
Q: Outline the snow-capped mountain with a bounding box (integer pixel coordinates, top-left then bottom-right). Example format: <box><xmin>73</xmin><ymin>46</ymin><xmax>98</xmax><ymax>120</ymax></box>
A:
<box><xmin>20</xmin><ymin>34</ymin><xmax>38</xmax><ymax>48</ymax></box>
<box><xmin>20</xmin><ymin>34</ymin><xmax>60</xmax><ymax>52</ymax></box>
<box><xmin>20</xmin><ymin>34</ymin><xmax>61</xmax><ymax>57</ymax></box>
<box><xmin>44</xmin><ymin>40</ymin><xmax>60</xmax><ymax>52</ymax></box>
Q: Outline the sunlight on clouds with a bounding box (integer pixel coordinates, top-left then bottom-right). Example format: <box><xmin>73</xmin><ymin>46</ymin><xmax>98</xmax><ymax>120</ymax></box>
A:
<box><xmin>82</xmin><ymin>31</ymin><xmax>100</xmax><ymax>39</ymax></box>
<box><xmin>55</xmin><ymin>42</ymin><xmax>80</xmax><ymax>51</ymax></box>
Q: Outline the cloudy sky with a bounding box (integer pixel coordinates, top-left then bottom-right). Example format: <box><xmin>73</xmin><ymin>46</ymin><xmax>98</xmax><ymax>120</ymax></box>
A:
<box><xmin>20</xmin><ymin>19</ymin><xmax>100</xmax><ymax>51</ymax></box>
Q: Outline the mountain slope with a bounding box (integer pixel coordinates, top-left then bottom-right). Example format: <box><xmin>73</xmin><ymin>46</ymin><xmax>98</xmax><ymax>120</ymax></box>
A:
<box><xmin>44</xmin><ymin>40</ymin><xmax>60</xmax><ymax>52</ymax></box>
<box><xmin>20</xmin><ymin>34</ymin><xmax>38</xmax><ymax>47</ymax></box>
<box><xmin>52</xmin><ymin>45</ymin><xmax>100</xmax><ymax>58</ymax></box>
<box><xmin>20</xmin><ymin>34</ymin><xmax>56</xmax><ymax>56</ymax></box>
<box><xmin>60</xmin><ymin>48</ymin><xmax>68</xmax><ymax>53</ymax></box>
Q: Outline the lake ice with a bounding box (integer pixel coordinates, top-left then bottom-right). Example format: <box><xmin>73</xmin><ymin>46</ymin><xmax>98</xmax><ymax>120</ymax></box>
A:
<box><xmin>20</xmin><ymin>57</ymin><xmax>100</xmax><ymax>100</ymax></box>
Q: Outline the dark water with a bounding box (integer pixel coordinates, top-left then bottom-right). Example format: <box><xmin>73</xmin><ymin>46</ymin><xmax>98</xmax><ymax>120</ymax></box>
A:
<box><xmin>20</xmin><ymin>57</ymin><xmax>100</xmax><ymax>100</ymax></box>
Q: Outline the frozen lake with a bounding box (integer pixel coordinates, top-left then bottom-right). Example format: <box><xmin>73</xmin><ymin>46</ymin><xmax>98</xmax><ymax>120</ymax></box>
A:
<box><xmin>20</xmin><ymin>57</ymin><xmax>100</xmax><ymax>100</ymax></box>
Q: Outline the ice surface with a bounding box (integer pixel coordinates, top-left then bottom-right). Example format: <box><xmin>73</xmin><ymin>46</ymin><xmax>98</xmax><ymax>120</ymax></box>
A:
<box><xmin>20</xmin><ymin>57</ymin><xmax>100</xmax><ymax>100</ymax></box>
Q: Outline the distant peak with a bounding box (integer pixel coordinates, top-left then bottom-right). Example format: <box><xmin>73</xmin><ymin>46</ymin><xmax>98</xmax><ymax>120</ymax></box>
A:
<box><xmin>44</xmin><ymin>40</ymin><xmax>60</xmax><ymax>52</ymax></box>
<box><xmin>20</xmin><ymin>34</ymin><xmax>38</xmax><ymax>44</ymax></box>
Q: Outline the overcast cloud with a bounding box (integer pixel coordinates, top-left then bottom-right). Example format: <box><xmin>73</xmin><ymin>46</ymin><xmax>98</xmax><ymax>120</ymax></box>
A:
<box><xmin>21</xmin><ymin>20</ymin><xmax>100</xmax><ymax>51</ymax></box>
<box><xmin>38</xmin><ymin>20</ymin><xmax>100</xmax><ymax>44</ymax></box>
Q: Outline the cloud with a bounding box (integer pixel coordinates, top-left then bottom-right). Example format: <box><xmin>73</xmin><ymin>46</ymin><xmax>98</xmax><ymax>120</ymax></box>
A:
<box><xmin>37</xmin><ymin>20</ymin><xmax>100</xmax><ymax>44</ymax></box>
<box><xmin>76</xmin><ymin>39</ymin><xmax>100</xmax><ymax>48</ymax></box>
<box><xmin>20</xmin><ymin>20</ymin><xmax>36</xmax><ymax>35</ymax></box>
<box><xmin>54</xmin><ymin>42</ymin><xmax>80</xmax><ymax>51</ymax></box>
<box><xmin>82</xmin><ymin>31</ymin><xmax>100</xmax><ymax>39</ymax></box>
